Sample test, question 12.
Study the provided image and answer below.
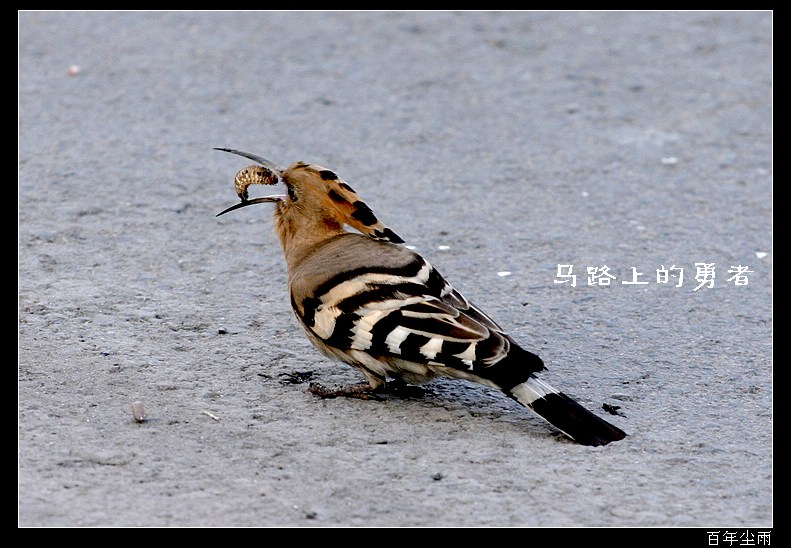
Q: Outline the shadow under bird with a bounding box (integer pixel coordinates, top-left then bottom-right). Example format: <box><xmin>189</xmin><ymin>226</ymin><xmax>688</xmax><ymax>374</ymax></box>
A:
<box><xmin>215</xmin><ymin>147</ymin><xmax>627</xmax><ymax>446</ymax></box>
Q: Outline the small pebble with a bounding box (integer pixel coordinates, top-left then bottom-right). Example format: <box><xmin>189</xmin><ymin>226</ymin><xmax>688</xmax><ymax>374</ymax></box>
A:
<box><xmin>131</xmin><ymin>401</ymin><xmax>146</xmax><ymax>423</ymax></box>
<box><xmin>67</xmin><ymin>65</ymin><xmax>81</xmax><ymax>76</ymax></box>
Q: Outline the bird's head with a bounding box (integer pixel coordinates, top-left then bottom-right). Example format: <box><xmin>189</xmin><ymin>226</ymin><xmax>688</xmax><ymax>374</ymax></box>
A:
<box><xmin>215</xmin><ymin>148</ymin><xmax>403</xmax><ymax>246</ymax></box>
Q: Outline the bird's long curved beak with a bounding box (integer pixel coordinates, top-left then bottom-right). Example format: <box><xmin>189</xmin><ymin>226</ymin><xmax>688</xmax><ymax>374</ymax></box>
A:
<box><xmin>216</xmin><ymin>195</ymin><xmax>286</xmax><ymax>217</ymax></box>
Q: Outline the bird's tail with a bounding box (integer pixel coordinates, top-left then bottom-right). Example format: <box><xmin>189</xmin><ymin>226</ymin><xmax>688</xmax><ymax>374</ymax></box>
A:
<box><xmin>509</xmin><ymin>376</ymin><xmax>626</xmax><ymax>446</ymax></box>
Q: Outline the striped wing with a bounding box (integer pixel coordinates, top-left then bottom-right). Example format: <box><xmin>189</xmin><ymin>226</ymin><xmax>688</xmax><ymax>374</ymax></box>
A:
<box><xmin>289</xmin><ymin>236</ymin><xmax>538</xmax><ymax>376</ymax></box>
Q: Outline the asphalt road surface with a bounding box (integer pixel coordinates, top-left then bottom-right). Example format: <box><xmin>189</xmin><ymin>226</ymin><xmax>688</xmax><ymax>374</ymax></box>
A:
<box><xmin>18</xmin><ymin>11</ymin><xmax>772</xmax><ymax>527</ymax></box>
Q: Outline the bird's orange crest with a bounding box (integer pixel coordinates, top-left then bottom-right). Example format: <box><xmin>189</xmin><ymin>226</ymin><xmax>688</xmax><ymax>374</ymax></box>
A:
<box><xmin>284</xmin><ymin>161</ymin><xmax>404</xmax><ymax>244</ymax></box>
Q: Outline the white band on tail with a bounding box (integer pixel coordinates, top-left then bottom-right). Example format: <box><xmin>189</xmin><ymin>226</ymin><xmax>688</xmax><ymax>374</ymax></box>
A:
<box><xmin>511</xmin><ymin>376</ymin><xmax>560</xmax><ymax>406</ymax></box>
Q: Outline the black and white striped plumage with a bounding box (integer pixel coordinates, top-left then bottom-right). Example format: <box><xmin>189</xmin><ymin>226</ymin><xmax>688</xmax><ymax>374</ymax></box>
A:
<box><xmin>216</xmin><ymin>149</ymin><xmax>627</xmax><ymax>446</ymax></box>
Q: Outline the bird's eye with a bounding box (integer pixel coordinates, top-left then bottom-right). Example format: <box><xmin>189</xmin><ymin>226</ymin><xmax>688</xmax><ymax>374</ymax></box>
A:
<box><xmin>287</xmin><ymin>185</ymin><xmax>298</xmax><ymax>202</ymax></box>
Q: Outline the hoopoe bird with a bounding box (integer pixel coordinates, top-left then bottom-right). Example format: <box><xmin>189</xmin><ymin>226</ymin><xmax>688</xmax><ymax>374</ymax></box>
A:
<box><xmin>216</xmin><ymin>148</ymin><xmax>627</xmax><ymax>446</ymax></box>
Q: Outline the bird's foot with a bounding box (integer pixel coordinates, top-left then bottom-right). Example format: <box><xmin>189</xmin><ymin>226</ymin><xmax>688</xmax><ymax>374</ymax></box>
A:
<box><xmin>308</xmin><ymin>378</ymin><xmax>427</xmax><ymax>401</ymax></box>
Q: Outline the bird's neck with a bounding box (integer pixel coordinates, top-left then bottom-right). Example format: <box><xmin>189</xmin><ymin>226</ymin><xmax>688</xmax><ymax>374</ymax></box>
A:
<box><xmin>274</xmin><ymin>210</ymin><xmax>347</xmax><ymax>275</ymax></box>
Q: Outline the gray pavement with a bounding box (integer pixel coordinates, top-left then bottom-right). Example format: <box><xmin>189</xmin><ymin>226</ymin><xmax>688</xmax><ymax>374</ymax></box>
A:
<box><xmin>19</xmin><ymin>11</ymin><xmax>772</xmax><ymax>527</ymax></box>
